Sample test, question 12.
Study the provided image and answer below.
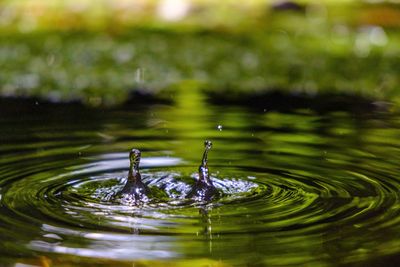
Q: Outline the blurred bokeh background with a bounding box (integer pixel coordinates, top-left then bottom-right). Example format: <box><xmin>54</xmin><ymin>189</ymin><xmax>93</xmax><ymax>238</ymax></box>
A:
<box><xmin>0</xmin><ymin>0</ymin><xmax>399</xmax><ymax>107</ymax></box>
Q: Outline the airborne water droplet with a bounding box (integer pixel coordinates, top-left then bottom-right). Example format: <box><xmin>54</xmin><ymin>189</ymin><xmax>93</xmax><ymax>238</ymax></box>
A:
<box><xmin>217</xmin><ymin>125</ymin><xmax>223</xmax><ymax>131</ymax></box>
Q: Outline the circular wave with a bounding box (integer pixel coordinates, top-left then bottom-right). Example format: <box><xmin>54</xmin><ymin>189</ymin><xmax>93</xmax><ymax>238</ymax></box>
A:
<box><xmin>1</xmin><ymin>151</ymin><xmax>399</xmax><ymax>265</ymax></box>
<box><xmin>1</xmin><ymin>107</ymin><xmax>400</xmax><ymax>266</ymax></box>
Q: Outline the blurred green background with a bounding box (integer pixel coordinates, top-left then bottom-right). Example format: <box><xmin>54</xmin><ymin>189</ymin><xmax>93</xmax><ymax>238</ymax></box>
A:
<box><xmin>1</xmin><ymin>0</ymin><xmax>400</xmax><ymax>107</ymax></box>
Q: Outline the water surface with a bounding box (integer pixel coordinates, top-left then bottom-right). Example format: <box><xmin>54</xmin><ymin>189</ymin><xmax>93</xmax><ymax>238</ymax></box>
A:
<box><xmin>1</xmin><ymin>92</ymin><xmax>400</xmax><ymax>266</ymax></box>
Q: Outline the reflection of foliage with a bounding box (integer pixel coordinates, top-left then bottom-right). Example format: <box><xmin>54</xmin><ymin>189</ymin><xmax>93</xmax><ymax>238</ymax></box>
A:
<box><xmin>2</xmin><ymin>88</ymin><xmax>400</xmax><ymax>266</ymax></box>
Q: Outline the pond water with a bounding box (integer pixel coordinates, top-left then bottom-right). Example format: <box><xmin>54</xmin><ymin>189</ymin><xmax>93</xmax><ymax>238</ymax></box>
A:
<box><xmin>1</xmin><ymin>91</ymin><xmax>400</xmax><ymax>266</ymax></box>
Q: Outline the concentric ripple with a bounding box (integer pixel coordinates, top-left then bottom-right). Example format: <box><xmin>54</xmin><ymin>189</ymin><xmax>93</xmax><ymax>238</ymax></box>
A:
<box><xmin>1</xmin><ymin>102</ymin><xmax>400</xmax><ymax>266</ymax></box>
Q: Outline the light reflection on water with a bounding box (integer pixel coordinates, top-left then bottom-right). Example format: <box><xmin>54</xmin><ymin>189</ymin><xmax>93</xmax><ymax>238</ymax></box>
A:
<box><xmin>66</xmin><ymin>155</ymin><xmax>183</xmax><ymax>176</ymax></box>
<box><xmin>1</xmin><ymin>91</ymin><xmax>400</xmax><ymax>266</ymax></box>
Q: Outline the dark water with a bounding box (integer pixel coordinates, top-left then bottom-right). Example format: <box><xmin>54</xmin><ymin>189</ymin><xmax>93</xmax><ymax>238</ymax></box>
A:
<box><xmin>1</xmin><ymin>91</ymin><xmax>400</xmax><ymax>266</ymax></box>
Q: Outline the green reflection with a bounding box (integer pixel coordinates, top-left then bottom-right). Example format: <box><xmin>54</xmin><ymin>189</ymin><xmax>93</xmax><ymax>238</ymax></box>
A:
<box><xmin>1</xmin><ymin>97</ymin><xmax>400</xmax><ymax>266</ymax></box>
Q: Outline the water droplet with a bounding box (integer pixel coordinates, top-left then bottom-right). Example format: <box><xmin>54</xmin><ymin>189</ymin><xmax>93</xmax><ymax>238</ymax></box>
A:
<box><xmin>204</xmin><ymin>140</ymin><xmax>212</xmax><ymax>150</ymax></box>
<box><xmin>217</xmin><ymin>125</ymin><xmax>223</xmax><ymax>131</ymax></box>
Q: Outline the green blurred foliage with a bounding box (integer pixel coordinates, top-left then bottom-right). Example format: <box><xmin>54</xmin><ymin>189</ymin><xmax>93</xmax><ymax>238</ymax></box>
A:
<box><xmin>0</xmin><ymin>1</ymin><xmax>400</xmax><ymax>106</ymax></box>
